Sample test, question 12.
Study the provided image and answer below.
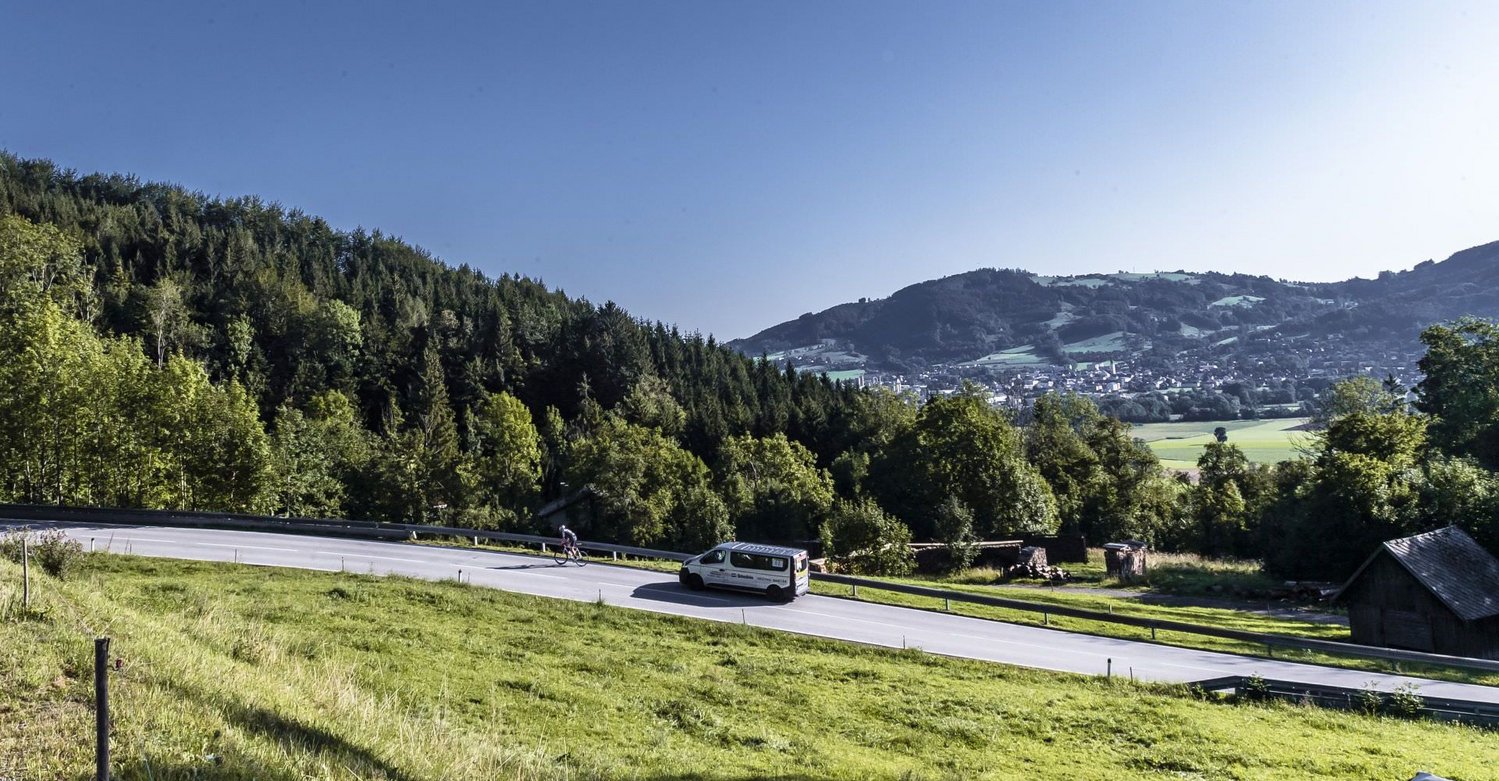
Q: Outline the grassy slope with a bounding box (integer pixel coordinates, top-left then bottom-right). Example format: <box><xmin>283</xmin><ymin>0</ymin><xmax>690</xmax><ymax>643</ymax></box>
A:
<box><xmin>1134</xmin><ymin>418</ymin><xmax>1313</xmax><ymax>469</ymax></box>
<box><xmin>4</xmin><ymin>555</ymin><xmax>1497</xmax><ymax>781</ymax></box>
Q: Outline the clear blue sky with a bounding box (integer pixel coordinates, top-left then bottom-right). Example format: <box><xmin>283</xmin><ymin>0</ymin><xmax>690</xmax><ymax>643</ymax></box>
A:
<box><xmin>4</xmin><ymin>1</ymin><xmax>1498</xmax><ymax>339</ymax></box>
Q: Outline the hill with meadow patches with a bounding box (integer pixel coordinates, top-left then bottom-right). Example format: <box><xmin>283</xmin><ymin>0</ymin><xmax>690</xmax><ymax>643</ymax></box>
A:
<box><xmin>730</xmin><ymin>243</ymin><xmax>1499</xmax><ymax>374</ymax></box>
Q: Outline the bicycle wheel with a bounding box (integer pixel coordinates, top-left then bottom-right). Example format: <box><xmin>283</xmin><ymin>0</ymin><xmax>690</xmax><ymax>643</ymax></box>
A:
<box><xmin>572</xmin><ymin>548</ymin><xmax>588</xmax><ymax>566</ymax></box>
<box><xmin>552</xmin><ymin>546</ymin><xmax>570</xmax><ymax>565</ymax></box>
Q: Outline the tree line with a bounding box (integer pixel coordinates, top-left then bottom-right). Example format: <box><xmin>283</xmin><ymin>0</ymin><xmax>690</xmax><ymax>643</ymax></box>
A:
<box><xmin>3</xmin><ymin>153</ymin><xmax>1497</xmax><ymax>580</ymax></box>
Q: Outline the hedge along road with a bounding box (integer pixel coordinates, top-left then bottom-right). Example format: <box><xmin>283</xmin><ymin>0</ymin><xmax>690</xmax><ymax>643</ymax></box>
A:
<box><xmin>13</xmin><ymin>520</ymin><xmax>1499</xmax><ymax>706</ymax></box>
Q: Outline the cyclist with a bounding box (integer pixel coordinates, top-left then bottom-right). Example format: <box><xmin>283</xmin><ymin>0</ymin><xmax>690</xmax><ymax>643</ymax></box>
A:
<box><xmin>558</xmin><ymin>525</ymin><xmax>580</xmax><ymax>560</ymax></box>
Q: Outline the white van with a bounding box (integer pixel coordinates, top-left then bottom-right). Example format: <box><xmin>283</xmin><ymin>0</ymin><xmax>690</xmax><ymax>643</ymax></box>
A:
<box><xmin>679</xmin><ymin>542</ymin><xmax>810</xmax><ymax>601</ymax></box>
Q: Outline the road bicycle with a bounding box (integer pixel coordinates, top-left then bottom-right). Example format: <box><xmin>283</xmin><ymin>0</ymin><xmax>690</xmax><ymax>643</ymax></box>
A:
<box><xmin>553</xmin><ymin>542</ymin><xmax>587</xmax><ymax>566</ymax></box>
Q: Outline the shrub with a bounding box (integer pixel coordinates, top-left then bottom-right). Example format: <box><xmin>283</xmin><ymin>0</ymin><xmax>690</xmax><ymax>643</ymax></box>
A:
<box><xmin>933</xmin><ymin>496</ymin><xmax>979</xmax><ymax>572</ymax></box>
<box><xmin>1354</xmin><ymin>684</ymin><xmax>1384</xmax><ymax>715</ymax></box>
<box><xmin>0</xmin><ymin>529</ymin><xmax>85</xmax><ymax>578</ymax></box>
<box><xmin>1384</xmin><ymin>683</ymin><xmax>1425</xmax><ymax>719</ymax></box>
<box><xmin>1236</xmin><ymin>674</ymin><xmax>1270</xmax><ymax>703</ymax></box>
<box><xmin>820</xmin><ymin>498</ymin><xmax>914</xmax><ymax>576</ymax></box>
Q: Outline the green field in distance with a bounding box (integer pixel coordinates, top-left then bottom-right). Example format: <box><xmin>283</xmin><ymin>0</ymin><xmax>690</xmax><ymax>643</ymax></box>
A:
<box><xmin>1133</xmin><ymin>417</ymin><xmax>1313</xmax><ymax>470</ymax></box>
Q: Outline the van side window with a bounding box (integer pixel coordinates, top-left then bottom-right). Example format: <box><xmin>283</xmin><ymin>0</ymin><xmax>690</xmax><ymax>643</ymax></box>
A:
<box><xmin>702</xmin><ymin>550</ymin><xmax>725</xmax><ymax>564</ymax></box>
<box><xmin>730</xmin><ymin>552</ymin><xmax>788</xmax><ymax>571</ymax></box>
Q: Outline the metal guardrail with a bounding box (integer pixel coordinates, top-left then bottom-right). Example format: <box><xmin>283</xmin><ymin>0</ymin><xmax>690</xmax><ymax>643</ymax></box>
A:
<box><xmin>4</xmin><ymin>502</ymin><xmax>1499</xmax><ymax>675</ymax></box>
<box><xmin>1189</xmin><ymin>675</ymin><xmax>1499</xmax><ymax>726</ymax></box>
<box><xmin>0</xmin><ymin>503</ymin><xmax>694</xmax><ymax>562</ymax></box>
<box><xmin>812</xmin><ymin>572</ymin><xmax>1499</xmax><ymax>674</ymax></box>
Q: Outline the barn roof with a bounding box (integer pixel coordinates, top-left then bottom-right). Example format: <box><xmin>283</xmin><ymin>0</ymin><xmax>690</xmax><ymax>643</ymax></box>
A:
<box><xmin>1336</xmin><ymin>526</ymin><xmax>1499</xmax><ymax>622</ymax></box>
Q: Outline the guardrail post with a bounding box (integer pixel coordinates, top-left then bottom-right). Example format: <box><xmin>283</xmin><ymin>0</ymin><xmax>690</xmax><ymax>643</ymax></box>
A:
<box><xmin>1151</xmin><ymin>626</ymin><xmax>1156</xmax><ymax>640</ymax></box>
<box><xmin>1106</xmin><ymin>658</ymin><xmax>1112</xmax><ymax>679</ymax></box>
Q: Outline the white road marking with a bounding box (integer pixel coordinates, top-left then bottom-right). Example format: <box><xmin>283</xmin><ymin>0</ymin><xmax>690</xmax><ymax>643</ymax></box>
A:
<box><xmin>197</xmin><ymin>543</ymin><xmax>297</xmax><ymax>552</ymax></box>
<box><xmin>321</xmin><ymin>552</ymin><xmax>424</xmax><ymax>564</ymax></box>
<box><xmin>513</xmin><ymin>571</ymin><xmax>569</xmax><ymax>581</ymax></box>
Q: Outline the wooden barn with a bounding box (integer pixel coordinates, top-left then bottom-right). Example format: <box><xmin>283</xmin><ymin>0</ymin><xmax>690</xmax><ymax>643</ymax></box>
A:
<box><xmin>1334</xmin><ymin>526</ymin><xmax>1499</xmax><ymax>660</ymax></box>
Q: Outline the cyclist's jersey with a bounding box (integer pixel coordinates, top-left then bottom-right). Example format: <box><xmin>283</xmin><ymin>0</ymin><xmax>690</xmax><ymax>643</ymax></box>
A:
<box><xmin>561</xmin><ymin>529</ymin><xmax>578</xmax><ymax>546</ymax></box>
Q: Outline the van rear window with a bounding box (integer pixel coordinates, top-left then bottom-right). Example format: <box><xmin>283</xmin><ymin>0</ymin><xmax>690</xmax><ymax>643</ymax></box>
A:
<box><xmin>730</xmin><ymin>552</ymin><xmax>787</xmax><ymax>571</ymax></box>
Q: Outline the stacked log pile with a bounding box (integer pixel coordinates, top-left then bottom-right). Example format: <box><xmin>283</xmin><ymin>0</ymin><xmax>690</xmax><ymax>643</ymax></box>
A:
<box><xmin>1004</xmin><ymin>546</ymin><xmax>1070</xmax><ymax>583</ymax></box>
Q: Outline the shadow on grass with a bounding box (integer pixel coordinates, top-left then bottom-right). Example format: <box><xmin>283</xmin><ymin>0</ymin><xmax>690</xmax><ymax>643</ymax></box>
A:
<box><xmin>138</xmin><ymin>680</ymin><xmax>421</xmax><ymax>781</ymax></box>
<box><xmin>83</xmin><ymin>757</ymin><xmax>308</xmax><ymax>781</ymax></box>
<box><xmin>642</xmin><ymin>776</ymin><xmax>829</xmax><ymax>781</ymax></box>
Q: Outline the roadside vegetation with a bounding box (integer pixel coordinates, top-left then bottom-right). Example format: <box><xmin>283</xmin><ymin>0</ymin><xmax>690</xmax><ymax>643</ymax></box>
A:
<box><xmin>5</xmin><ymin>554</ymin><xmax>1495</xmax><ymax>781</ymax></box>
<box><xmin>940</xmin><ymin>547</ymin><xmax>1281</xmax><ymax>596</ymax></box>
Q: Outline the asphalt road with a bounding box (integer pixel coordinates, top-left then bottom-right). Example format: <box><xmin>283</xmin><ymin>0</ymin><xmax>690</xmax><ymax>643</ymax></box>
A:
<box><xmin>12</xmin><ymin>521</ymin><xmax>1499</xmax><ymax>705</ymax></box>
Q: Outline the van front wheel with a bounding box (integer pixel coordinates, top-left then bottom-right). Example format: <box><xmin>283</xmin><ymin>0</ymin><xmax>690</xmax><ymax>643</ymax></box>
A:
<box><xmin>686</xmin><ymin>574</ymin><xmax>705</xmax><ymax>591</ymax></box>
<box><xmin>766</xmin><ymin>585</ymin><xmax>786</xmax><ymax>602</ymax></box>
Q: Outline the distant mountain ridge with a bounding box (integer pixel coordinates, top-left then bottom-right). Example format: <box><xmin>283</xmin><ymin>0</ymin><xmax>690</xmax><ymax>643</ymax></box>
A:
<box><xmin>729</xmin><ymin>241</ymin><xmax>1499</xmax><ymax>374</ymax></box>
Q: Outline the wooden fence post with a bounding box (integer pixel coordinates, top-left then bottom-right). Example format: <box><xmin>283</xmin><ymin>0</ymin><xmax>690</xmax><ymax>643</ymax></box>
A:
<box><xmin>95</xmin><ymin>636</ymin><xmax>111</xmax><ymax>781</ymax></box>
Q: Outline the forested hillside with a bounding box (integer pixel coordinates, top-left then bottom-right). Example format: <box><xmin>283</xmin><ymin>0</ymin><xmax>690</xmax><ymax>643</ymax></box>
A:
<box><xmin>0</xmin><ymin>154</ymin><xmax>876</xmax><ymax>533</ymax></box>
<box><xmin>0</xmin><ymin>154</ymin><xmax>1092</xmax><ymax>555</ymax></box>
<box><xmin>4</xmin><ymin>152</ymin><xmax>1498</xmax><ymax>582</ymax></box>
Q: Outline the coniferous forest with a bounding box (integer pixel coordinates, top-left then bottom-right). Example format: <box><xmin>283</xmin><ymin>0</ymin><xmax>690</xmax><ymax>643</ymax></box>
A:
<box><xmin>3</xmin><ymin>152</ymin><xmax>1498</xmax><ymax>579</ymax></box>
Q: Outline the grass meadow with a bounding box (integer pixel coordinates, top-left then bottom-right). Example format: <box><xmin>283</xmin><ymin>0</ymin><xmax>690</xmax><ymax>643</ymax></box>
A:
<box><xmin>1133</xmin><ymin>417</ymin><xmax>1314</xmax><ymax>469</ymax></box>
<box><xmin>4</xmin><ymin>554</ymin><xmax>1497</xmax><ymax>780</ymax></box>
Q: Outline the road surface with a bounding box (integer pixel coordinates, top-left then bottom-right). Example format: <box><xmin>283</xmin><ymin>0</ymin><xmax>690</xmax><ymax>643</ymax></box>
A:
<box><xmin>10</xmin><ymin>520</ymin><xmax>1499</xmax><ymax>705</ymax></box>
